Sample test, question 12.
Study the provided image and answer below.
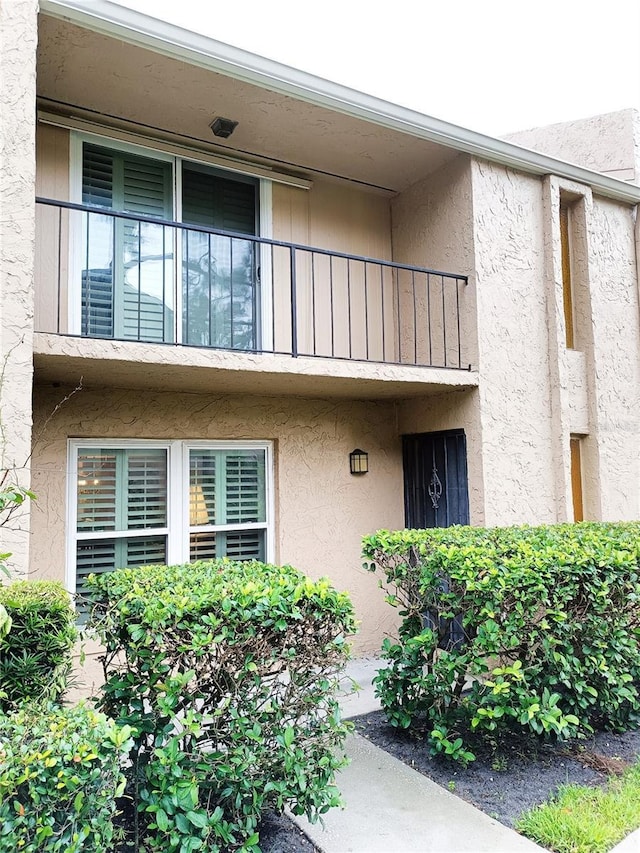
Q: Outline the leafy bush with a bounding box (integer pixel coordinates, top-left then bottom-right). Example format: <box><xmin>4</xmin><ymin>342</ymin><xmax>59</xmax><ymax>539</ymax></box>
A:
<box><xmin>0</xmin><ymin>702</ymin><xmax>132</xmax><ymax>852</ymax></box>
<box><xmin>87</xmin><ymin>559</ymin><xmax>356</xmax><ymax>853</ymax></box>
<box><xmin>0</xmin><ymin>580</ymin><xmax>77</xmax><ymax>710</ymax></box>
<box><xmin>0</xmin><ymin>482</ymin><xmax>35</xmax><ymax>650</ymax></box>
<box><xmin>363</xmin><ymin>522</ymin><xmax>640</xmax><ymax>763</ymax></box>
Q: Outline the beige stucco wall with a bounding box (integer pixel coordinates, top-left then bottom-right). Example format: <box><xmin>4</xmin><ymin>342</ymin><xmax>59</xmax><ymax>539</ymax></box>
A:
<box><xmin>471</xmin><ymin>160</ymin><xmax>558</xmax><ymax>525</ymax></box>
<box><xmin>587</xmin><ymin>195</ymin><xmax>640</xmax><ymax>518</ymax></box>
<box><xmin>505</xmin><ymin>109</ymin><xmax>640</xmax><ymax>185</ymax></box>
<box><xmin>394</xmin><ymin>163</ymin><xmax>640</xmax><ymax>530</ymax></box>
<box><xmin>0</xmin><ymin>0</ymin><xmax>37</xmax><ymax>576</ymax></box>
<box><xmin>542</xmin><ymin>174</ymin><xmax>640</xmax><ymax>522</ymax></box>
<box><xmin>30</xmin><ymin>383</ymin><xmax>405</xmax><ymax>657</ymax></box>
<box><xmin>391</xmin><ymin>155</ymin><xmax>478</xmax><ymax>370</ymax></box>
<box><xmin>388</xmin><ymin>157</ymin><xmax>485</xmax><ymax>522</ymax></box>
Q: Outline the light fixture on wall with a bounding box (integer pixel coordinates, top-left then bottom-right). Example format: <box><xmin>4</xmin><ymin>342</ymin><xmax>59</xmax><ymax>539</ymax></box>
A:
<box><xmin>209</xmin><ymin>116</ymin><xmax>239</xmax><ymax>138</ymax></box>
<box><xmin>349</xmin><ymin>448</ymin><xmax>369</xmax><ymax>475</ymax></box>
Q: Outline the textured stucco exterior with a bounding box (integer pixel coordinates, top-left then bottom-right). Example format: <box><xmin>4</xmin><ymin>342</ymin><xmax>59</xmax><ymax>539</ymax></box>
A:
<box><xmin>587</xmin><ymin>195</ymin><xmax>640</xmax><ymax>518</ymax></box>
<box><xmin>31</xmin><ymin>384</ymin><xmax>406</xmax><ymax>654</ymax></box>
<box><xmin>471</xmin><ymin>160</ymin><xmax>558</xmax><ymax>524</ymax></box>
<box><xmin>469</xmin><ymin>161</ymin><xmax>640</xmax><ymax>525</ymax></box>
<box><xmin>505</xmin><ymin>110</ymin><xmax>640</xmax><ymax>186</ymax></box>
<box><xmin>0</xmin><ymin>0</ymin><xmax>37</xmax><ymax>576</ymax></box>
<box><xmin>390</xmin><ymin>157</ymin><xmax>485</xmax><ymax>524</ymax></box>
<box><xmin>1</xmin><ymin>3</ymin><xmax>640</xmax><ymax>679</ymax></box>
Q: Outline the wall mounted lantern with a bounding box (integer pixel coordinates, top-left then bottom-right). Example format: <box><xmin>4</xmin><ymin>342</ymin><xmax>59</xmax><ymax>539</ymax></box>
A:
<box><xmin>349</xmin><ymin>448</ymin><xmax>369</xmax><ymax>475</ymax></box>
<box><xmin>210</xmin><ymin>116</ymin><xmax>239</xmax><ymax>138</ymax></box>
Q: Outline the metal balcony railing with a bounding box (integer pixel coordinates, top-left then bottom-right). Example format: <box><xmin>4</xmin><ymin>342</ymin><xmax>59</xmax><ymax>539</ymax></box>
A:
<box><xmin>35</xmin><ymin>198</ymin><xmax>470</xmax><ymax>369</ymax></box>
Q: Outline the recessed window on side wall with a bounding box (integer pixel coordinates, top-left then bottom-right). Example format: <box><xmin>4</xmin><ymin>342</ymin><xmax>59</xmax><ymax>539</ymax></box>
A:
<box><xmin>570</xmin><ymin>435</ymin><xmax>584</xmax><ymax>522</ymax></box>
<box><xmin>68</xmin><ymin>440</ymin><xmax>272</xmax><ymax>604</ymax></box>
<box><xmin>560</xmin><ymin>198</ymin><xmax>576</xmax><ymax>350</ymax></box>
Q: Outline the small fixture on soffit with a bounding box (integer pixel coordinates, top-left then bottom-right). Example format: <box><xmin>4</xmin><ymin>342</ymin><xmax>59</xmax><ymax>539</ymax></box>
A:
<box><xmin>349</xmin><ymin>448</ymin><xmax>369</xmax><ymax>475</ymax></box>
<box><xmin>210</xmin><ymin>116</ymin><xmax>239</xmax><ymax>138</ymax></box>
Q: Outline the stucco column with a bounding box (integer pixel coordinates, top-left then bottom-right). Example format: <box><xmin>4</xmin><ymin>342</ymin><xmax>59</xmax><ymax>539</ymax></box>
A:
<box><xmin>0</xmin><ymin>0</ymin><xmax>38</xmax><ymax>577</ymax></box>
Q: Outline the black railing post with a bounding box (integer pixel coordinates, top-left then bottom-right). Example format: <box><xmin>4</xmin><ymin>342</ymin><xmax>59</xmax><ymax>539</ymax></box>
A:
<box><xmin>57</xmin><ymin>206</ymin><xmax>62</xmax><ymax>334</ymax></box>
<box><xmin>290</xmin><ymin>247</ymin><xmax>298</xmax><ymax>357</ymax></box>
<box><xmin>456</xmin><ymin>277</ymin><xmax>462</xmax><ymax>369</ymax></box>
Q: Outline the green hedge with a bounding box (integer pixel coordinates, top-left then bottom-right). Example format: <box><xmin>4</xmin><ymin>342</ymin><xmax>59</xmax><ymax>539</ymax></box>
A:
<box><xmin>0</xmin><ymin>703</ymin><xmax>132</xmax><ymax>852</ymax></box>
<box><xmin>363</xmin><ymin>522</ymin><xmax>640</xmax><ymax>764</ymax></box>
<box><xmin>87</xmin><ymin>559</ymin><xmax>356</xmax><ymax>853</ymax></box>
<box><xmin>0</xmin><ymin>580</ymin><xmax>77</xmax><ymax>710</ymax></box>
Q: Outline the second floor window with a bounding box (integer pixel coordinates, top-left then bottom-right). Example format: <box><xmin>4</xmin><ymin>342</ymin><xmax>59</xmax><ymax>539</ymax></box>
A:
<box><xmin>80</xmin><ymin>140</ymin><xmax>259</xmax><ymax>349</ymax></box>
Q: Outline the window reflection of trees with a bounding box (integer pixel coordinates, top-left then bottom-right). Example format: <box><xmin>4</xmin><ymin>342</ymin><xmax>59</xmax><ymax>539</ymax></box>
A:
<box><xmin>182</xmin><ymin>231</ymin><xmax>257</xmax><ymax>350</ymax></box>
<box><xmin>82</xmin><ymin>216</ymin><xmax>260</xmax><ymax>351</ymax></box>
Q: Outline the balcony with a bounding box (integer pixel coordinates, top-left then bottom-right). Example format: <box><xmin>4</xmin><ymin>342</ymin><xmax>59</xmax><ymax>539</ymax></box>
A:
<box><xmin>34</xmin><ymin>198</ymin><xmax>477</xmax><ymax>399</ymax></box>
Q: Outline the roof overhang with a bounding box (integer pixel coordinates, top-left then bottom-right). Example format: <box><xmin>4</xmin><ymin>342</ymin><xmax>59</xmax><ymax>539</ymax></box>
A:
<box><xmin>40</xmin><ymin>0</ymin><xmax>640</xmax><ymax>205</ymax></box>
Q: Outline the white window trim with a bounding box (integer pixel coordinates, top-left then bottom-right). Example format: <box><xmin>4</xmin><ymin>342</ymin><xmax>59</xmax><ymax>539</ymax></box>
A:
<box><xmin>66</xmin><ymin>438</ymin><xmax>275</xmax><ymax>595</ymax></box>
<box><xmin>68</xmin><ymin>130</ymin><xmax>274</xmax><ymax>343</ymax></box>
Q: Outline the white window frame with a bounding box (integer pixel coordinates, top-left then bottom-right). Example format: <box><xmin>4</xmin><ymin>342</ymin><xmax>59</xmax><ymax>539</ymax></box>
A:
<box><xmin>68</xmin><ymin>131</ymin><xmax>273</xmax><ymax>345</ymax></box>
<box><xmin>66</xmin><ymin>438</ymin><xmax>275</xmax><ymax>595</ymax></box>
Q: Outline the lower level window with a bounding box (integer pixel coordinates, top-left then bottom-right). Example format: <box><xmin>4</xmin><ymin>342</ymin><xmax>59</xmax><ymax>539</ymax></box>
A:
<box><xmin>69</xmin><ymin>440</ymin><xmax>271</xmax><ymax>599</ymax></box>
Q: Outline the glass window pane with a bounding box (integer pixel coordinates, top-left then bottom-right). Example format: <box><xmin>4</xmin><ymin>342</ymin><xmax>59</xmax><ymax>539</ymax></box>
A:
<box><xmin>127</xmin><ymin>449</ymin><xmax>167</xmax><ymax>529</ymax></box>
<box><xmin>189</xmin><ymin>449</ymin><xmax>266</xmax><ymax>526</ymax></box>
<box><xmin>225</xmin><ymin>529</ymin><xmax>265</xmax><ymax>562</ymax></box>
<box><xmin>77</xmin><ymin>448</ymin><xmax>167</xmax><ymax>533</ymax></box>
<box><xmin>77</xmin><ymin>450</ymin><xmax>117</xmax><ymax>532</ymax></box>
<box><xmin>189</xmin><ymin>531</ymin><xmax>217</xmax><ymax>561</ymax></box>
<box><xmin>76</xmin><ymin>535</ymin><xmax>167</xmax><ymax>617</ymax></box>
<box><xmin>189</xmin><ymin>530</ymin><xmax>265</xmax><ymax>563</ymax></box>
<box><xmin>189</xmin><ymin>450</ymin><xmax>216</xmax><ymax>526</ymax></box>
<box><xmin>224</xmin><ymin>450</ymin><xmax>265</xmax><ymax>524</ymax></box>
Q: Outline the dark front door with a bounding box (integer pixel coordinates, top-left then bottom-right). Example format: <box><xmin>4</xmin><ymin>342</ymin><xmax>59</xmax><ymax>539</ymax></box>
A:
<box><xmin>403</xmin><ymin>429</ymin><xmax>469</xmax><ymax>528</ymax></box>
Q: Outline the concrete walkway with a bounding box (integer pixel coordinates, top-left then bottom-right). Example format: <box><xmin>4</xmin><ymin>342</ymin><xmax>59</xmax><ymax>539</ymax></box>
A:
<box><xmin>292</xmin><ymin>733</ymin><xmax>546</xmax><ymax>852</ymax></box>
<box><xmin>291</xmin><ymin>657</ymin><xmax>625</xmax><ymax>853</ymax></box>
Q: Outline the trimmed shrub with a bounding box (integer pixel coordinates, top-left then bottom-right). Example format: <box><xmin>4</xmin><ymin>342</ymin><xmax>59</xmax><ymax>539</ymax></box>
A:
<box><xmin>0</xmin><ymin>580</ymin><xmax>77</xmax><ymax>710</ymax></box>
<box><xmin>0</xmin><ymin>702</ymin><xmax>132</xmax><ymax>852</ymax></box>
<box><xmin>87</xmin><ymin>559</ymin><xmax>356</xmax><ymax>853</ymax></box>
<box><xmin>364</xmin><ymin>522</ymin><xmax>640</xmax><ymax>764</ymax></box>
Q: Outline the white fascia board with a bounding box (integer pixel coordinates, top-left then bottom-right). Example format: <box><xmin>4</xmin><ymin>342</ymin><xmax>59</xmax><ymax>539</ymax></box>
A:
<box><xmin>41</xmin><ymin>0</ymin><xmax>640</xmax><ymax>205</ymax></box>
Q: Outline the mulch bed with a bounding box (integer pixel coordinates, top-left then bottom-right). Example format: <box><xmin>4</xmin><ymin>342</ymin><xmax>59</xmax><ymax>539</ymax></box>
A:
<box><xmin>257</xmin><ymin>812</ymin><xmax>318</xmax><ymax>853</ymax></box>
<box><xmin>114</xmin><ymin>802</ymin><xmax>318</xmax><ymax>852</ymax></box>
<box><xmin>113</xmin><ymin>713</ymin><xmax>640</xmax><ymax>850</ymax></box>
<box><xmin>352</xmin><ymin>709</ymin><xmax>640</xmax><ymax>829</ymax></box>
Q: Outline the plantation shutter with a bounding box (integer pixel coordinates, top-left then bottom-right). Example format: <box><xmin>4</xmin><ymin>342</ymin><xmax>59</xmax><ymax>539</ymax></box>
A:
<box><xmin>182</xmin><ymin>167</ymin><xmax>256</xmax><ymax>233</ymax></box>
<box><xmin>225</xmin><ymin>530</ymin><xmax>265</xmax><ymax>561</ymax></box>
<box><xmin>188</xmin><ymin>448</ymin><xmax>266</xmax><ymax>562</ymax></box>
<box><xmin>82</xmin><ymin>147</ymin><xmax>115</xmax><ymax>337</ymax></box>
<box><xmin>82</xmin><ymin>147</ymin><xmax>113</xmax><ymax>208</ymax></box>
<box><xmin>77</xmin><ymin>450</ymin><xmax>118</xmax><ymax>532</ymax></box>
<box><xmin>224</xmin><ymin>452</ymin><xmax>265</xmax><ymax>524</ymax></box>
<box><xmin>126</xmin><ymin>450</ymin><xmax>168</xmax><ymax>530</ymax></box>
<box><xmin>188</xmin><ymin>531</ymin><xmax>265</xmax><ymax>563</ymax></box>
<box><xmin>77</xmin><ymin>449</ymin><xmax>166</xmax><ymax>532</ymax></box>
<box><xmin>81</xmin><ymin>144</ymin><xmax>173</xmax><ymax>342</ymax></box>
<box><xmin>75</xmin><ymin>536</ymin><xmax>167</xmax><ymax>610</ymax></box>
<box><xmin>75</xmin><ymin>449</ymin><xmax>168</xmax><ymax>601</ymax></box>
